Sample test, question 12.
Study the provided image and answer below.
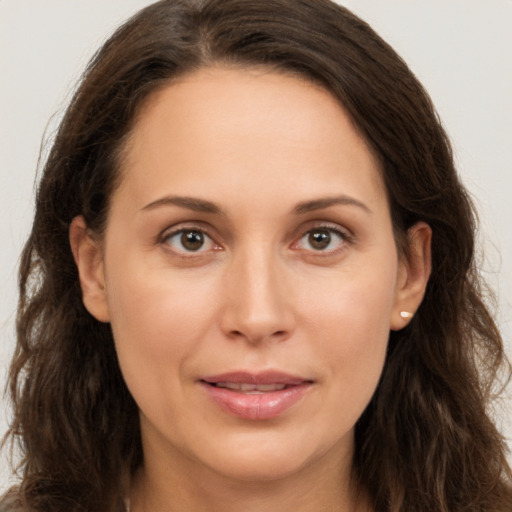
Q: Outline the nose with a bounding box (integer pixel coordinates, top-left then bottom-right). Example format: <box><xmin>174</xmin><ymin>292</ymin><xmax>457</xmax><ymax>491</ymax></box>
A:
<box><xmin>219</xmin><ymin>247</ymin><xmax>295</xmax><ymax>345</ymax></box>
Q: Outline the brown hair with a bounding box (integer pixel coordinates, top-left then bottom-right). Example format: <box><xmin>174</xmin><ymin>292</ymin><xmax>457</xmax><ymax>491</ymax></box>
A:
<box><xmin>3</xmin><ymin>0</ymin><xmax>511</xmax><ymax>510</ymax></box>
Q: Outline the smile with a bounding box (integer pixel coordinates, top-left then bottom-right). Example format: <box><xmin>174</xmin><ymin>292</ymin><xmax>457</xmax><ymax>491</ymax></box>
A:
<box><xmin>200</xmin><ymin>371</ymin><xmax>313</xmax><ymax>420</ymax></box>
<box><xmin>210</xmin><ymin>382</ymin><xmax>288</xmax><ymax>392</ymax></box>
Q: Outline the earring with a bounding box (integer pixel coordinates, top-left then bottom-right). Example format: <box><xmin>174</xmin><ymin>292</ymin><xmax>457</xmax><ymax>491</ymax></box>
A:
<box><xmin>400</xmin><ymin>311</ymin><xmax>413</xmax><ymax>319</ymax></box>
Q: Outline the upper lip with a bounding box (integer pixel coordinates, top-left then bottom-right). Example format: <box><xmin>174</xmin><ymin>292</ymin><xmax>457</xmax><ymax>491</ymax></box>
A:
<box><xmin>201</xmin><ymin>370</ymin><xmax>312</xmax><ymax>386</ymax></box>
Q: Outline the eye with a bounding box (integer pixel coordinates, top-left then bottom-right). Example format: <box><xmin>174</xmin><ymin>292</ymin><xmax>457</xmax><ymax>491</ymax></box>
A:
<box><xmin>295</xmin><ymin>227</ymin><xmax>348</xmax><ymax>253</ymax></box>
<box><xmin>163</xmin><ymin>229</ymin><xmax>218</xmax><ymax>253</ymax></box>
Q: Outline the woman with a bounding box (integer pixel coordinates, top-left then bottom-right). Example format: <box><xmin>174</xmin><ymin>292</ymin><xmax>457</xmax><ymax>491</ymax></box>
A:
<box><xmin>2</xmin><ymin>0</ymin><xmax>511</xmax><ymax>510</ymax></box>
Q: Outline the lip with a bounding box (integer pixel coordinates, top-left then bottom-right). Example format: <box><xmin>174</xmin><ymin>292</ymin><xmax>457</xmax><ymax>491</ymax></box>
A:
<box><xmin>202</xmin><ymin>370</ymin><xmax>310</xmax><ymax>386</ymax></box>
<box><xmin>200</xmin><ymin>371</ymin><xmax>313</xmax><ymax>420</ymax></box>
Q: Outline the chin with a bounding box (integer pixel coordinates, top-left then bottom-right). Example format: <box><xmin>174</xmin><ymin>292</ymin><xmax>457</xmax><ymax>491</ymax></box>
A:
<box><xmin>210</xmin><ymin>454</ymin><xmax>310</xmax><ymax>483</ymax></box>
<box><xmin>195</xmin><ymin>431</ymin><xmax>343</xmax><ymax>484</ymax></box>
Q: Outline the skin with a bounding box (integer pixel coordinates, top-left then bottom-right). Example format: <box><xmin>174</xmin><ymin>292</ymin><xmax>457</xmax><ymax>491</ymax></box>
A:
<box><xmin>71</xmin><ymin>66</ymin><xmax>431</xmax><ymax>512</ymax></box>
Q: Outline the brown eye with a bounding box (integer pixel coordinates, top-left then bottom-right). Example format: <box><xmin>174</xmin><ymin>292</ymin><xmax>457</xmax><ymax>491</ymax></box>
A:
<box><xmin>308</xmin><ymin>230</ymin><xmax>331</xmax><ymax>250</ymax></box>
<box><xmin>164</xmin><ymin>229</ymin><xmax>216</xmax><ymax>253</ymax></box>
<box><xmin>181</xmin><ymin>230</ymin><xmax>205</xmax><ymax>251</ymax></box>
<box><xmin>294</xmin><ymin>226</ymin><xmax>347</xmax><ymax>253</ymax></box>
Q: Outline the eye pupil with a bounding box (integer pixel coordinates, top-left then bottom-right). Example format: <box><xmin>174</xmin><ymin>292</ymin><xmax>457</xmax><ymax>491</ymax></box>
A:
<box><xmin>181</xmin><ymin>231</ymin><xmax>204</xmax><ymax>251</ymax></box>
<box><xmin>308</xmin><ymin>230</ymin><xmax>331</xmax><ymax>250</ymax></box>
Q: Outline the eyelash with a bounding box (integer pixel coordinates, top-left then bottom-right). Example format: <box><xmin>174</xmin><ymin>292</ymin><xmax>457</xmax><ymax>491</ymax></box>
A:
<box><xmin>160</xmin><ymin>226</ymin><xmax>220</xmax><ymax>258</ymax></box>
<box><xmin>159</xmin><ymin>223</ymin><xmax>353</xmax><ymax>258</ymax></box>
<box><xmin>292</xmin><ymin>223</ymin><xmax>353</xmax><ymax>255</ymax></box>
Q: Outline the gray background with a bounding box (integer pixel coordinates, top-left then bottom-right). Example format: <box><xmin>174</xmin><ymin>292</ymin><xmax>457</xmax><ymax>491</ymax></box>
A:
<box><xmin>1</xmin><ymin>0</ymin><xmax>511</xmax><ymax>489</ymax></box>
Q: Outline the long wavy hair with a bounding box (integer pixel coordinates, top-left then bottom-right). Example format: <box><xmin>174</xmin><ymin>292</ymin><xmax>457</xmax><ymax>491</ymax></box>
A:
<box><xmin>3</xmin><ymin>0</ymin><xmax>511</xmax><ymax>510</ymax></box>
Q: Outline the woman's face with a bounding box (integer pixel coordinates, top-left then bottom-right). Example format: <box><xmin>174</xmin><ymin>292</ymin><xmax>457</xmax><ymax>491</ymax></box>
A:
<box><xmin>74</xmin><ymin>66</ymin><xmax>429</xmax><ymax>483</ymax></box>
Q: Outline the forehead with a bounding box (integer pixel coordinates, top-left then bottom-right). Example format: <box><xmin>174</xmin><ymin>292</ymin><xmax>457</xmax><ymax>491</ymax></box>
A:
<box><xmin>115</xmin><ymin>65</ymin><xmax>387</xmax><ymax>215</ymax></box>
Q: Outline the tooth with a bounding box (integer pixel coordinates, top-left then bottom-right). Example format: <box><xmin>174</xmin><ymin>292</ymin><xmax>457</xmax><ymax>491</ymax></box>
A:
<box><xmin>258</xmin><ymin>384</ymin><xmax>285</xmax><ymax>391</ymax></box>
<box><xmin>211</xmin><ymin>382</ymin><xmax>289</xmax><ymax>392</ymax></box>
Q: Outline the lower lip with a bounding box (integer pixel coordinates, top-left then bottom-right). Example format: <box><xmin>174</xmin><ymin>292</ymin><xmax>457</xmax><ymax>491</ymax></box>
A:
<box><xmin>201</xmin><ymin>382</ymin><xmax>311</xmax><ymax>420</ymax></box>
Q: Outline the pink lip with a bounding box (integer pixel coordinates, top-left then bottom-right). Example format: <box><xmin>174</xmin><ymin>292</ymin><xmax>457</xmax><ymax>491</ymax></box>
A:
<box><xmin>200</xmin><ymin>371</ymin><xmax>313</xmax><ymax>420</ymax></box>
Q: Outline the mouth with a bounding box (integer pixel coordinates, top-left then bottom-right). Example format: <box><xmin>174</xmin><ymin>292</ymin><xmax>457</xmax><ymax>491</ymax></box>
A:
<box><xmin>207</xmin><ymin>382</ymin><xmax>290</xmax><ymax>393</ymax></box>
<box><xmin>200</xmin><ymin>371</ymin><xmax>313</xmax><ymax>420</ymax></box>
<box><xmin>201</xmin><ymin>370</ymin><xmax>311</xmax><ymax>386</ymax></box>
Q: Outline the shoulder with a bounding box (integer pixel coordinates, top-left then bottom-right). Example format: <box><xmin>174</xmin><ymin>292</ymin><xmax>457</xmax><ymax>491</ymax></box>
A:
<box><xmin>0</xmin><ymin>490</ymin><xmax>25</xmax><ymax>512</ymax></box>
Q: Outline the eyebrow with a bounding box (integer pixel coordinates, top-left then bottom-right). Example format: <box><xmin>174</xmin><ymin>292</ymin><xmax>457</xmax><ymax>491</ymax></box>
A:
<box><xmin>140</xmin><ymin>196</ymin><xmax>224</xmax><ymax>215</ymax></box>
<box><xmin>293</xmin><ymin>195</ymin><xmax>372</xmax><ymax>215</ymax></box>
<box><xmin>140</xmin><ymin>194</ymin><xmax>372</xmax><ymax>216</ymax></box>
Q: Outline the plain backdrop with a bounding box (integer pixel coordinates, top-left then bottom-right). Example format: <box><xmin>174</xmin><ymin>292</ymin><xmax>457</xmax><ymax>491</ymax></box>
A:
<box><xmin>1</xmin><ymin>0</ymin><xmax>511</xmax><ymax>490</ymax></box>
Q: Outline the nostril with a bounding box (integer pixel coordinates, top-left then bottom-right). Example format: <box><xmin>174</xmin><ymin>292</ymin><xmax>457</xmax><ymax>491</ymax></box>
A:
<box><xmin>226</xmin><ymin>328</ymin><xmax>289</xmax><ymax>343</ymax></box>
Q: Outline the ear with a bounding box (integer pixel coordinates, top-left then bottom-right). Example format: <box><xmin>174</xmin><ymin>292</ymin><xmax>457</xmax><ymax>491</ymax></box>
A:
<box><xmin>390</xmin><ymin>222</ymin><xmax>432</xmax><ymax>331</ymax></box>
<box><xmin>69</xmin><ymin>216</ymin><xmax>110</xmax><ymax>322</ymax></box>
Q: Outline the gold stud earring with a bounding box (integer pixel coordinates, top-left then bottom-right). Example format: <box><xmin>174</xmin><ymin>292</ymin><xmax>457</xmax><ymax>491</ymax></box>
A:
<box><xmin>400</xmin><ymin>311</ymin><xmax>413</xmax><ymax>319</ymax></box>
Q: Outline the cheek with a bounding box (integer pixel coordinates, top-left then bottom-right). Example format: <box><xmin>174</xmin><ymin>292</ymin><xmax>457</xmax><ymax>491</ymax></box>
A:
<box><xmin>301</xmin><ymin>253</ymin><xmax>397</xmax><ymax>345</ymax></box>
<box><xmin>302</xmin><ymin>258</ymin><xmax>397</xmax><ymax>412</ymax></box>
<box><xmin>104</xmin><ymin>257</ymin><xmax>219</xmax><ymax>396</ymax></box>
